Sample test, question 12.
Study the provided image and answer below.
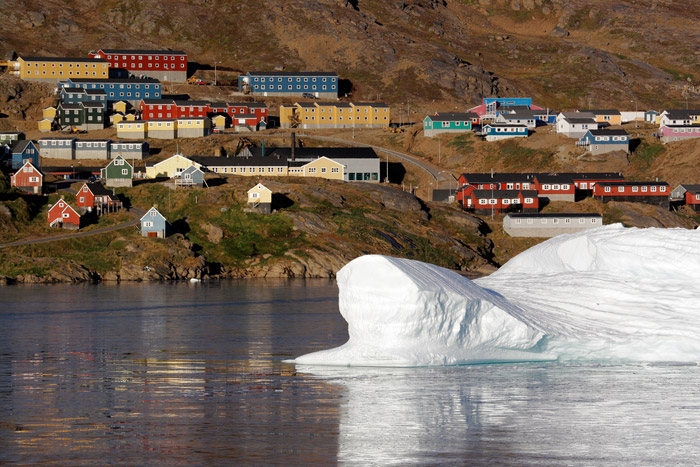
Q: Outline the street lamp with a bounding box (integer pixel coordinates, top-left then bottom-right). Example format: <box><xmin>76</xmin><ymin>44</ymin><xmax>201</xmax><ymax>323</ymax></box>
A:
<box><xmin>438</xmin><ymin>170</ymin><xmax>455</xmax><ymax>201</ymax></box>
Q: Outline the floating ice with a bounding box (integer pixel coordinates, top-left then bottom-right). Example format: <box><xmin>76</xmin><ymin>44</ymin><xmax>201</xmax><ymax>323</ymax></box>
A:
<box><xmin>293</xmin><ymin>224</ymin><xmax>700</xmax><ymax>366</ymax></box>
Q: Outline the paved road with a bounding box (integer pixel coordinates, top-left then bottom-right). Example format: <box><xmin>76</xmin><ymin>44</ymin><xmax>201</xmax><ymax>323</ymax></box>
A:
<box><xmin>299</xmin><ymin>133</ymin><xmax>457</xmax><ymax>190</ymax></box>
<box><xmin>0</xmin><ymin>208</ymin><xmax>146</xmax><ymax>249</ymax></box>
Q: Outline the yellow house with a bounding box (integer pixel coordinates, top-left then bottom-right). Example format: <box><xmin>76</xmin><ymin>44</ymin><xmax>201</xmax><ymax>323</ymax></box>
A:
<box><xmin>37</xmin><ymin>119</ymin><xmax>53</xmax><ymax>132</ymax></box>
<box><xmin>280</xmin><ymin>101</ymin><xmax>390</xmax><ymax>129</ymax></box>
<box><xmin>117</xmin><ymin>120</ymin><xmax>147</xmax><ymax>139</ymax></box>
<box><xmin>297</xmin><ymin>156</ymin><xmax>344</xmax><ymax>180</ymax></box>
<box><xmin>212</xmin><ymin>114</ymin><xmax>228</xmax><ymax>129</ymax></box>
<box><xmin>147</xmin><ymin>120</ymin><xmax>177</xmax><ymax>139</ymax></box>
<box><xmin>145</xmin><ymin>154</ymin><xmax>201</xmax><ymax>179</ymax></box>
<box><xmin>350</xmin><ymin>102</ymin><xmax>391</xmax><ymax>128</ymax></box>
<box><xmin>15</xmin><ymin>56</ymin><xmax>109</xmax><ymax>83</ymax></box>
<box><xmin>113</xmin><ymin>101</ymin><xmax>129</xmax><ymax>114</ymax></box>
<box><xmin>111</xmin><ymin>113</ymin><xmax>125</xmax><ymax>125</ymax></box>
<box><xmin>176</xmin><ymin>117</ymin><xmax>212</xmax><ymax>138</ymax></box>
<box><xmin>591</xmin><ymin>109</ymin><xmax>623</xmax><ymax>126</ymax></box>
<box><xmin>247</xmin><ymin>183</ymin><xmax>273</xmax><ymax>214</ymax></box>
<box><xmin>43</xmin><ymin>106</ymin><xmax>57</xmax><ymax>120</ymax></box>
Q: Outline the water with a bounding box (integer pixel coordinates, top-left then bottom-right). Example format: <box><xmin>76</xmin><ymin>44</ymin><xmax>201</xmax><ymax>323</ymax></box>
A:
<box><xmin>1</xmin><ymin>281</ymin><xmax>700</xmax><ymax>466</ymax></box>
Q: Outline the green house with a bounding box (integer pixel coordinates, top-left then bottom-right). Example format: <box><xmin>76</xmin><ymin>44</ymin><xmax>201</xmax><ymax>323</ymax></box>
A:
<box><xmin>423</xmin><ymin>112</ymin><xmax>479</xmax><ymax>137</ymax></box>
<box><xmin>100</xmin><ymin>154</ymin><xmax>133</xmax><ymax>187</ymax></box>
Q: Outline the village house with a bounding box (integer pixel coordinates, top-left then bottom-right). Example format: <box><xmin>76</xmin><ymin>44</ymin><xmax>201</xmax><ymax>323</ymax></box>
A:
<box><xmin>140</xmin><ymin>207</ymin><xmax>169</xmax><ymax>238</ymax></box>
<box><xmin>10</xmin><ymin>161</ymin><xmax>43</xmax><ymax>195</ymax></box>
<box><xmin>670</xmin><ymin>184</ymin><xmax>700</xmax><ymax>211</ymax></box>
<box><xmin>456</xmin><ymin>185</ymin><xmax>539</xmax><ymax>214</ymax></box>
<box><xmin>145</xmin><ymin>154</ymin><xmax>201</xmax><ymax>178</ymax></box>
<box><xmin>481</xmin><ymin>123</ymin><xmax>529</xmax><ymax>141</ymax></box>
<box><xmin>174</xmin><ymin>165</ymin><xmax>205</xmax><ymax>188</ymax></box>
<box><xmin>47</xmin><ymin>198</ymin><xmax>81</xmax><ymax>229</ymax></box>
<box><xmin>39</xmin><ymin>137</ymin><xmax>76</xmax><ymax>160</ymax></box>
<box><xmin>59</xmin><ymin>78</ymin><xmax>162</xmax><ymax>105</ymax></box>
<box><xmin>116</xmin><ymin>120</ymin><xmax>148</xmax><ymax>139</ymax></box>
<box><xmin>111</xmin><ymin>141</ymin><xmax>149</xmax><ymax>161</ymax></box>
<box><xmin>503</xmin><ymin>213</ymin><xmax>603</xmax><ymax>238</ymax></box>
<box><xmin>658</xmin><ymin>125</ymin><xmax>700</xmax><ymax>143</ymax></box>
<box><xmin>100</xmin><ymin>155</ymin><xmax>134</xmax><ymax>188</ymax></box>
<box><xmin>88</xmin><ymin>49</ymin><xmax>188</xmax><ymax>83</ymax></box>
<box><xmin>247</xmin><ymin>183</ymin><xmax>273</xmax><ymax>214</ymax></box>
<box><xmin>75</xmin><ymin>182</ymin><xmax>122</xmax><ymax>214</ymax></box>
<box><xmin>74</xmin><ymin>139</ymin><xmax>111</xmax><ymax>160</ymax></box>
<box><xmin>556</xmin><ymin>111</ymin><xmax>598</xmax><ymax>137</ymax></box>
<box><xmin>10</xmin><ymin>140</ymin><xmax>40</xmax><ymax>170</ymax></box>
<box><xmin>593</xmin><ymin>181</ymin><xmax>670</xmax><ymax>209</ymax></box>
<box><xmin>238</xmin><ymin>71</ymin><xmax>338</xmax><ymax>99</ymax></box>
<box><xmin>423</xmin><ymin>112</ymin><xmax>479</xmax><ymax>137</ymax></box>
<box><xmin>532</xmin><ymin>173</ymin><xmax>577</xmax><ymax>202</ymax></box>
<box><xmin>147</xmin><ymin>120</ymin><xmax>177</xmax><ymax>139</ymax></box>
<box><xmin>577</xmin><ymin>129</ymin><xmax>630</xmax><ymax>155</ymax></box>
<box><xmin>11</xmin><ymin>56</ymin><xmax>109</xmax><ymax>83</ymax></box>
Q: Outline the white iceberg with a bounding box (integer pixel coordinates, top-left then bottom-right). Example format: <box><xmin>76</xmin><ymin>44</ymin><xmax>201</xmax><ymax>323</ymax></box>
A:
<box><xmin>293</xmin><ymin>224</ymin><xmax>700</xmax><ymax>366</ymax></box>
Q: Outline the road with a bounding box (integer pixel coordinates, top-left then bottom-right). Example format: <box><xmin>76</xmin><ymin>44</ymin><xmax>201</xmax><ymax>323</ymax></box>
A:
<box><xmin>0</xmin><ymin>208</ymin><xmax>146</xmax><ymax>249</ymax></box>
<box><xmin>300</xmin><ymin>133</ymin><xmax>457</xmax><ymax>189</ymax></box>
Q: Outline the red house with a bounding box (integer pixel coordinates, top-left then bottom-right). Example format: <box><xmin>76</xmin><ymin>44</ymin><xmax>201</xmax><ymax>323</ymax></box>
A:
<box><xmin>457</xmin><ymin>173</ymin><xmax>534</xmax><ymax>191</ymax></box>
<box><xmin>532</xmin><ymin>173</ymin><xmax>576</xmax><ymax>202</ymax></box>
<box><xmin>174</xmin><ymin>100</ymin><xmax>211</xmax><ymax>118</ymax></box>
<box><xmin>47</xmin><ymin>199</ymin><xmax>81</xmax><ymax>229</ymax></box>
<box><xmin>139</xmin><ymin>99</ymin><xmax>176</xmax><ymax>120</ymax></box>
<box><xmin>457</xmin><ymin>185</ymin><xmax>539</xmax><ymax>214</ymax></box>
<box><xmin>225</xmin><ymin>102</ymin><xmax>269</xmax><ymax>125</ymax></box>
<box><xmin>10</xmin><ymin>161</ymin><xmax>43</xmax><ymax>195</ymax></box>
<box><xmin>88</xmin><ymin>49</ymin><xmax>188</xmax><ymax>83</ymax></box>
<box><xmin>593</xmin><ymin>181</ymin><xmax>670</xmax><ymax>209</ymax></box>
<box><xmin>76</xmin><ymin>182</ymin><xmax>122</xmax><ymax>213</ymax></box>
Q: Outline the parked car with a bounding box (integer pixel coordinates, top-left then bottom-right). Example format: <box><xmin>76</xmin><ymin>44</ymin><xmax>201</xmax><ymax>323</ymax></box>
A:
<box><xmin>302</xmin><ymin>93</ymin><xmax>317</xmax><ymax>99</ymax></box>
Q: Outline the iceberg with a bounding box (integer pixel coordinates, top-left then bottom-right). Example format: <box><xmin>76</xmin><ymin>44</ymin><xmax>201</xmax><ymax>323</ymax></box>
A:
<box><xmin>293</xmin><ymin>224</ymin><xmax>700</xmax><ymax>366</ymax></box>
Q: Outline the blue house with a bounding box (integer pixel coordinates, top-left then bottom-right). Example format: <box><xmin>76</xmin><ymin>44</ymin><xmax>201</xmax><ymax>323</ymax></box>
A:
<box><xmin>423</xmin><ymin>112</ymin><xmax>478</xmax><ymax>137</ymax></box>
<box><xmin>577</xmin><ymin>129</ymin><xmax>630</xmax><ymax>155</ymax></box>
<box><xmin>238</xmin><ymin>71</ymin><xmax>338</xmax><ymax>99</ymax></box>
<box><xmin>140</xmin><ymin>207</ymin><xmax>169</xmax><ymax>238</ymax></box>
<box><xmin>482</xmin><ymin>123</ymin><xmax>529</xmax><ymax>141</ymax></box>
<box><xmin>59</xmin><ymin>87</ymin><xmax>107</xmax><ymax>110</ymax></box>
<box><xmin>11</xmin><ymin>140</ymin><xmax>40</xmax><ymax>170</ymax></box>
<box><xmin>58</xmin><ymin>78</ymin><xmax>162</xmax><ymax>104</ymax></box>
<box><xmin>176</xmin><ymin>165</ymin><xmax>205</xmax><ymax>188</ymax></box>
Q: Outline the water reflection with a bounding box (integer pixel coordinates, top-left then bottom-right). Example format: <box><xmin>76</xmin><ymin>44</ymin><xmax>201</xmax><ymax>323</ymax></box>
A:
<box><xmin>299</xmin><ymin>363</ymin><xmax>700</xmax><ymax>466</ymax></box>
<box><xmin>0</xmin><ymin>281</ymin><xmax>348</xmax><ymax>466</ymax></box>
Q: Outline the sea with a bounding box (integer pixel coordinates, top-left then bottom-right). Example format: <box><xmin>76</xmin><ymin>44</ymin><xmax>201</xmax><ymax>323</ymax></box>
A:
<box><xmin>1</xmin><ymin>280</ymin><xmax>699</xmax><ymax>466</ymax></box>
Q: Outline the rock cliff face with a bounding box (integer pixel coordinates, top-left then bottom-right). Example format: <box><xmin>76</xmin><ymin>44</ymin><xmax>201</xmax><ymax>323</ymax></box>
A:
<box><xmin>1</xmin><ymin>0</ymin><xmax>698</xmax><ymax>111</ymax></box>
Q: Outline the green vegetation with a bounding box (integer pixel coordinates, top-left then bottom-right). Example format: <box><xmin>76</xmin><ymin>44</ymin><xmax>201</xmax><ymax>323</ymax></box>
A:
<box><xmin>487</xmin><ymin>140</ymin><xmax>554</xmax><ymax>171</ymax></box>
<box><xmin>446</xmin><ymin>134</ymin><xmax>474</xmax><ymax>153</ymax></box>
<box><xmin>631</xmin><ymin>140</ymin><xmax>665</xmax><ymax>171</ymax></box>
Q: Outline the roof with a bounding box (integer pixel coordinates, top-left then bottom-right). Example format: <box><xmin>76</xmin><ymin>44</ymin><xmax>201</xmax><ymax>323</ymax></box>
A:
<box><xmin>20</xmin><ymin>56</ymin><xmax>107</xmax><ymax>63</ymax></box>
<box><xmin>597</xmin><ymin>181</ymin><xmax>669</xmax><ymax>187</ymax></box>
<box><xmin>460</xmin><ymin>173</ymin><xmax>534</xmax><ymax>183</ymax></box>
<box><xmin>12</xmin><ymin>140</ymin><xmax>37</xmax><ymax>153</ymax></box>
<box><xmin>96</xmin><ymin>49</ymin><xmax>187</xmax><ymax>55</ymax></box>
<box><xmin>533</xmin><ymin>173</ymin><xmax>576</xmax><ymax>184</ymax></box>
<box><xmin>472</xmin><ymin>189</ymin><xmax>538</xmax><ymax>197</ymax></box>
<box><xmin>67</xmin><ymin>78</ymin><xmax>161</xmax><ymax>84</ymax></box>
<box><xmin>429</xmin><ymin>112</ymin><xmax>479</xmax><ymax>122</ymax></box>
<box><xmin>564</xmin><ymin>117</ymin><xmax>598</xmax><ymax>124</ymax></box>
<box><xmin>84</xmin><ymin>182</ymin><xmax>118</xmax><ymax>199</ymax></box>
<box><xmin>587</xmin><ymin>129</ymin><xmax>629</xmax><ymax>136</ymax></box>
<box><xmin>246</xmin><ymin>71</ymin><xmax>338</xmax><ymax>77</ymax></box>
<box><xmin>505</xmin><ymin>212</ymin><xmax>602</xmax><ymax>219</ymax></box>
<box><xmin>192</xmin><ymin>154</ymin><xmax>288</xmax><ymax>168</ymax></box>
<box><xmin>589</xmin><ymin>109</ymin><xmax>622</xmax><ymax>115</ymax></box>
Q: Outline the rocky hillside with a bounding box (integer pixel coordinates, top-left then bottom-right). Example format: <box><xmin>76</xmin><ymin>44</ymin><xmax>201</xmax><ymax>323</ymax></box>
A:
<box><xmin>2</xmin><ymin>0</ymin><xmax>699</xmax><ymax>112</ymax></box>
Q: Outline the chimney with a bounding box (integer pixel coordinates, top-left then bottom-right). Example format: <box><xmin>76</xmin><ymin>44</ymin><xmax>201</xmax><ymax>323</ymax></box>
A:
<box><xmin>291</xmin><ymin>132</ymin><xmax>296</xmax><ymax>162</ymax></box>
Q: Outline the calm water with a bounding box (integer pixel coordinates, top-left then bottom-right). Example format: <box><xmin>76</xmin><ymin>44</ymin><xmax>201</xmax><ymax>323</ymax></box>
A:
<box><xmin>1</xmin><ymin>281</ymin><xmax>700</xmax><ymax>466</ymax></box>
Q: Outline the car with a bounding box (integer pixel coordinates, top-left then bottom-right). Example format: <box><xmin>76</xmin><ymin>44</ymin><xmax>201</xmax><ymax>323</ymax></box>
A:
<box><xmin>302</xmin><ymin>93</ymin><xmax>317</xmax><ymax>99</ymax></box>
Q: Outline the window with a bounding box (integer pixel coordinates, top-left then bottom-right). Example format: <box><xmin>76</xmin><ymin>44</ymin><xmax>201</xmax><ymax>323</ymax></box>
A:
<box><xmin>121</xmin><ymin>169</ymin><xmax>129</xmax><ymax>175</ymax></box>
<box><xmin>618</xmin><ymin>186</ymin><xmax>624</xmax><ymax>192</ymax></box>
<box><xmin>605</xmin><ymin>186</ymin><xmax>611</xmax><ymax>193</ymax></box>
